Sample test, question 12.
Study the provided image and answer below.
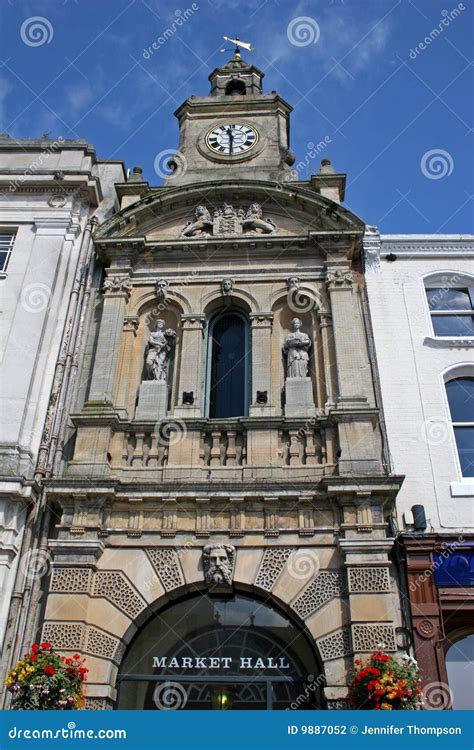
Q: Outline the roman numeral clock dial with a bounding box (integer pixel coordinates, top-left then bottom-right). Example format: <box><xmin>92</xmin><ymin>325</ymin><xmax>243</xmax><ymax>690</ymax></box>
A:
<box><xmin>206</xmin><ymin>123</ymin><xmax>258</xmax><ymax>156</ymax></box>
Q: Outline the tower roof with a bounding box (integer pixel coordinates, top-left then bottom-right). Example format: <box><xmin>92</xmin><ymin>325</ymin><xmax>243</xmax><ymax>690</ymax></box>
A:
<box><xmin>208</xmin><ymin>50</ymin><xmax>264</xmax><ymax>96</ymax></box>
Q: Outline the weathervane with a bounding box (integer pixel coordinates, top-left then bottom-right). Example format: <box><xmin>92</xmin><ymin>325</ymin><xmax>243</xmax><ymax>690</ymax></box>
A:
<box><xmin>220</xmin><ymin>36</ymin><xmax>254</xmax><ymax>55</ymax></box>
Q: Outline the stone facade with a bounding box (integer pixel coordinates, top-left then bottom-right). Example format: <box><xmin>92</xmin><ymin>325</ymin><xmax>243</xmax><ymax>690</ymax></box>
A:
<box><xmin>4</xmin><ymin>58</ymin><xmax>407</xmax><ymax>709</ymax></box>
<box><xmin>0</xmin><ymin>134</ymin><xmax>124</xmax><ymax>689</ymax></box>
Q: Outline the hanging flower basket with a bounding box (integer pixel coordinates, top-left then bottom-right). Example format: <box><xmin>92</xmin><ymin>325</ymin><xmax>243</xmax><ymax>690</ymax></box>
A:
<box><xmin>5</xmin><ymin>643</ymin><xmax>88</xmax><ymax>710</ymax></box>
<box><xmin>348</xmin><ymin>648</ymin><xmax>423</xmax><ymax>710</ymax></box>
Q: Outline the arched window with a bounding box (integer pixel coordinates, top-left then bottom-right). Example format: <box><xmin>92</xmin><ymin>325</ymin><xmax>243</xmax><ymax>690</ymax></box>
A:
<box><xmin>446</xmin><ymin>377</ymin><xmax>474</xmax><ymax>477</ymax></box>
<box><xmin>117</xmin><ymin>593</ymin><xmax>323</xmax><ymax>710</ymax></box>
<box><xmin>445</xmin><ymin>634</ymin><xmax>474</xmax><ymax>709</ymax></box>
<box><xmin>225</xmin><ymin>79</ymin><xmax>246</xmax><ymax>96</ymax></box>
<box><xmin>425</xmin><ymin>276</ymin><xmax>474</xmax><ymax>337</ymax></box>
<box><xmin>207</xmin><ymin>311</ymin><xmax>250</xmax><ymax>418</ymax></box>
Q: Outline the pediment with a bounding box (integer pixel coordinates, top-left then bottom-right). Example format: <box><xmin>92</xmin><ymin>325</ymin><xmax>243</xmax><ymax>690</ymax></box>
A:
<box><xmin>95</xmin><ymin>181</ymin><xmax>365</xmax><ymax>244</ymax></box>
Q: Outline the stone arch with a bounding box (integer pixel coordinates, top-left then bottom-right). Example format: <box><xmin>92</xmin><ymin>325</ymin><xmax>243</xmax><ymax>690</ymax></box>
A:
<box><xmin>133</xmin><ymin>289</ymin><xmax>191</xmax><ymax>317</ymax></box>
<box><xmin>42</xmin><ymin>544</ymin><xmax>351</xmax><ymax>708</ymax></box>
<box><xmin>201</xmin><ymin>286</ymin><xmax>259</xmax><ymax>316</ymax></box>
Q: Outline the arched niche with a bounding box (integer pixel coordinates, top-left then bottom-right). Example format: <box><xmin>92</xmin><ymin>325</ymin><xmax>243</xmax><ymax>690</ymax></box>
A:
<box><xmin>117</xmin><ymin>299</ymin><xmax>183</xmax><ymax>418</ymax></box>
<box><xmin>202</xmin><ymin>295</ymin><xmax>252</xmax><ymax>419</ymax></box>
<box><xmin>271</xmin><ymin>296</ymin><xmax>323</xmax><ymax>414</ymax></box>
<box><xmin>115</xmin><ymin>590</ymin><xmax>325</xmax><ymax>710</ymax></box>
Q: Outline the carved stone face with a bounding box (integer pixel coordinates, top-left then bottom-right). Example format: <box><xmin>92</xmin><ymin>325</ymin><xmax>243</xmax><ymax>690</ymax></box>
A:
<box><xmin>291</xmin><ymin>317</ymin><xmax>302</xmax><ymax>331</ymax></box>
<box><xmin>203</xmin><ymin>544</ymin><xmax>235</xmax><ymax>586</ymax></box>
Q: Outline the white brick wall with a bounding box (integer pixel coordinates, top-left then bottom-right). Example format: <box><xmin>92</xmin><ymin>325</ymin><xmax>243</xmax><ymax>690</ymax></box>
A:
<box><xmin>366</xmin><ymin>234</ymin><xmax>474</xmax><ymax>533</ymax></box>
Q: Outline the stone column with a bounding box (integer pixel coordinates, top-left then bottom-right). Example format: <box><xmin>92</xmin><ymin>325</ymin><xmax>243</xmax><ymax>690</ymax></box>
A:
<box><xmin>319</xmin><ymin>311</ymin><xmax>336</xmax><ymax>407</ymax></box>
<box><xmin>174</xmin><ymin>315</ymin><xmax>206</xmax><ymax>418</ymax></box>
<box><xmin>325</xmin><ymin>266</ymin><xmax>373</xmax><ymax>407</ymax></box>
<box><xmin>86</xmin><ymin>272</ymin><xmax>132</xmax><ymax>408</ymax></box>
<box><xmin>249</xmin><ymin>313</ymin><xmax>274</xmax><ymax>417</ymax></box>
<box><xmin>338</xmin><ymin>499</ymin><xmax>399</xmax><ymax>663</ymax></box>
<box><xmin>115</xmin><ymin>315</ymin><xmax>139</xmax><ymax>417</ymax></box>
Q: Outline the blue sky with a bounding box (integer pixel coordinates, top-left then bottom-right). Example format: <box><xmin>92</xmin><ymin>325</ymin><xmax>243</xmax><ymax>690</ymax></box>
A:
<box><xmin>0</xmin><ymin>0</ymin><xmax>472</xmax><ymax>233</ymax></box>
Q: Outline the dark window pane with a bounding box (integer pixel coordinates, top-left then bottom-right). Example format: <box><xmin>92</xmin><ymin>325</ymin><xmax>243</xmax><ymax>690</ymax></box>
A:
<box><xmin>209</xmin><ymin>313</ymin><xmax>248</xmax><ymax>418</ymax></box>
<box><xmin>427</xmin><ymin>287</ymin><xmax>471</xmax><ymax>311</ymax></box>
<box><xmin>446</xmin><ymin>634</ymin><xmax>474</xmax><ymax>710</ymax></box>
<box><xmin>446</xmin><ymin>378</ymin><xmax>474</xmax><ymax>422</ymax></box>
<box><xmin>453</xmin><ymin>427</ymin><xmax>474</xmax><ymax>477</ymax></box>
<box><xmin>432</xmin><ymin>314</ymin><xmax>474</xmax><ymax>337</ymax></box>
<box><xmin>0</xmin><ymin>250</ymin><xmax>7</xmax><ymax>271</ymax></box>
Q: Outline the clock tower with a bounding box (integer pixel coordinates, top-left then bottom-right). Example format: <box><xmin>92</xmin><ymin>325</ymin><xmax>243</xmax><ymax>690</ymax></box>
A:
<box><xmin>169</xmin><ymin>49</ymin><xmax>296</xmax><ymax>185</ymax></box>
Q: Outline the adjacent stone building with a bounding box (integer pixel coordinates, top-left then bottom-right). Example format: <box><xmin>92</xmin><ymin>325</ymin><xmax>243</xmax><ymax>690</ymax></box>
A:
<box><xmin>0</xmin><ymin>134</ymin><xmax>124</xmax><ymax>688</ymax></box>
<box><xmin>365</xmin><ymin>230</ymin><xmax>474</xmax><ymax>709</ymax></box>
<box><xmin>16</xmin><ymin>53</ymin><xmax>409</xmax><ymax>710</ymax></box>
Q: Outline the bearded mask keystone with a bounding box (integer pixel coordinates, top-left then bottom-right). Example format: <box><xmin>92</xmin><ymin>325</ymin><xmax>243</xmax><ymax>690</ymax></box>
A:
<box><xmin>203</xmin><ymin>544</ymin><xmax>235</xmax><ymax>587</ymax></box>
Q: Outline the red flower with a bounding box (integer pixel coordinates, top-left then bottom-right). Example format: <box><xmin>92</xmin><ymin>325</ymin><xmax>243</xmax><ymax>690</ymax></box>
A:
<box><xmin>31</xmin><ymin>644</ymin><xmax>39</xmax><ymax>654</ymax></box>
<box><xmin>354</xmin><ymin>659</ymin><xmax>361</xmax><ymax>665</ymax></box>
<box><xmin>31</xmin><ymin>655</ymin><xmax>37</xmax><ymax>663</ymax></box>
<box><xmin>40</xmin><ymin>642</ymin><xmax>51</xmax><ymax>650</ymax></box>
<box><xmin>43</xmin><ymin>665</ymin><xmax>56</xmax><ymax>676</ymax></box>
<box><xmin>73</xmin><ymin>654</ymin><xmax>81</xmax><ymax>660</ymax></box>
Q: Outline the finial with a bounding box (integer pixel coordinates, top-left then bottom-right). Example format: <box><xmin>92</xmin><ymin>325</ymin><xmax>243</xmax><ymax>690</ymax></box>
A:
<box><xmin>129</xmin><ymin>166</ymin><xmax>144</xmax><ymax>182</ymax></box>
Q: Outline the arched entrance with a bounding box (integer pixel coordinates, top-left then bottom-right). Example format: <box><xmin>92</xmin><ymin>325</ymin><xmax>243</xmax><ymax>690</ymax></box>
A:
<box><xmin>116</xmin><ymin>592</ymin><xmax>324</xmax><ymax>710</ymax></box>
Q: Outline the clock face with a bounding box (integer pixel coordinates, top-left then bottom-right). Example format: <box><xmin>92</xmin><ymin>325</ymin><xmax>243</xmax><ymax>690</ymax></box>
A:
<box><xmin>206</xmin><ymin>123</ymin><xmax>258</xmax><ymax>156</ymax></box>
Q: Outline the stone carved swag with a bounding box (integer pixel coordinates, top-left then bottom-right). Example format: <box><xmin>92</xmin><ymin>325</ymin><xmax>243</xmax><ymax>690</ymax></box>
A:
<box><xmin>181</xmin><ymin>202</ymin><xmax>277</xmax><ymax>238</ymax></box>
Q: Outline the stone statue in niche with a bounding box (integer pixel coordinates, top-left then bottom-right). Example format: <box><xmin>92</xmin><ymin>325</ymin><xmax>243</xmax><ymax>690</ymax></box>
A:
<box><xmin>145</xmin><ymin>320</ymin><xmax>176</xmax><ymax>381</ymax></box>
<box><xmin>203</xmin><ymin>544</ymin><xmax>235</xmax><ymax>587</ymax></box>
<box><xmin>242</xmin><ymin>203</ymin><xmax>276</xmax><ymax>234</ymax></box>
<box><xmin>283</xmin><ymin>318</ymin><xmax>311</xmax><ymax>378</ymax></box>
<box><xmin>283</xmin><ymin>318</ymin><xmax>316</xmax><ymax>418</ymax></box>
<box><xmin>180</xmin><ymin>205</ymin><xmax>213</xmax><ymax>238</ymax></box>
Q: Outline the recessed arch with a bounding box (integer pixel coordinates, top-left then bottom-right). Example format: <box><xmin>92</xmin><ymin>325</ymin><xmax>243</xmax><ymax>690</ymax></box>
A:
<box><xmin>201</xmin><ymin>287</ymin><xmax>259</xmax><ymax>316</ymax></box>
<box><xmin>115</xmin><ymin>586</ymin><xmax>326</xmax><ymax>710</ymax></box>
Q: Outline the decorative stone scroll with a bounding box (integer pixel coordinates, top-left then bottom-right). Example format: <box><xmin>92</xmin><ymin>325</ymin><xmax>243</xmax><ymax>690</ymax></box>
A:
<box><xmin>92</xmin><ymin>571</ymin><xmax>147</xmax><ymax>620</ymax></box>
<box><xmin>102</xmin><ymin>274</ymin><xmax>132</xmax><ymax>297</ymax></box>
<box><xmin>351</xmin><ymin>623</ymin><xmax>396</xmax><ymax>653</ymax></box>
<box><xmin>348</xmin><ymin>567</ymin><xmax>391</xmax><ymax>593</ymax></box>
<box><xmin>291</xmin><ymin>571</ymin><xmax>346</xmax><ymax>620</ymax></box>
<box><xmin>146</xmin><ymin>548</ymin><xmax>184</xmax><ymax>591</ymax></box>
<box><xmin>180</xmin><ymin>202</ymin><xmax>277</xmax><ymax>238</ymax></box>
<box><xmin>325</xmin><ymin>269</ymin><xmax>353</xmax><ymax>288</ymax></box>
<box><xmin>317</xmin><ymin>628</ymin><xmax>352</xmax><ymax>661</ymax></box>
<box><xmin>49</xmin><ymin>567</ymin><xmax>92</xmax><ymax>594</ymax></box>
<box><xmin>255</xmin><ymin>547</ymin><xmax>294</xmax><ymax>591</ymax></box>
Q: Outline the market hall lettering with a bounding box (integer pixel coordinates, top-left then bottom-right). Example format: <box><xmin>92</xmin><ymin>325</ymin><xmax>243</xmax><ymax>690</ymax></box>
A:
<box><xmin>152</xmin><ymin>656</ymin><xmax>291</xmax><ymax>670</ymax></box>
